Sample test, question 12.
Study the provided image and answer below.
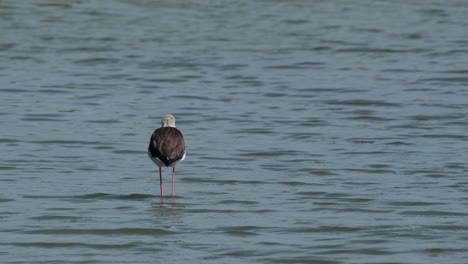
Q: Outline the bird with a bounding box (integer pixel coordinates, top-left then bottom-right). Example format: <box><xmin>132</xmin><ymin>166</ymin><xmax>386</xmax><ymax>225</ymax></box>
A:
<box><xmin>148</xmin><ymin>114</ymin><xmax>186</xmax><ymax>200</ymax></box>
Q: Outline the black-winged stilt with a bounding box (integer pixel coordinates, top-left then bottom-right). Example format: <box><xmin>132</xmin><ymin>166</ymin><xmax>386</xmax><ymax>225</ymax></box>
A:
<box><xmin>148</xmin><ymin>114</ymin><xmax>186</xmax><ymax>200</ymax></box>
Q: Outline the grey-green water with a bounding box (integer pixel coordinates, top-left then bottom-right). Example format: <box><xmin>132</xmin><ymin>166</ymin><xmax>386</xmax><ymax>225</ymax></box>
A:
<box><xmin>1</xmin><ymin>1</ymin><xmax>468</xmax><ymax>263</ymax></box>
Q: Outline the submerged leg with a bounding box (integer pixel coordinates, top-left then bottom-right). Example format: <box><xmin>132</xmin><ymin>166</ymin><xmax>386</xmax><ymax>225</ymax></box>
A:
<box><xmin>159</xmin><ymin>167</ymin><xmax>164</xmax><ymax>201</ymax></box>
<box><xmin>171</xmin><ymin>167</ymin><xmax>176</xmax><ymax>197</ymax></box>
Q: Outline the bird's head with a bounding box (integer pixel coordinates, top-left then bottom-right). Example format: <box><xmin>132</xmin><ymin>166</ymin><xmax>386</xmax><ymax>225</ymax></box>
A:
<box><xmin>161</xmin><ymin>114</ymin><xmax>176</xmax><ymax>127</ymax></box>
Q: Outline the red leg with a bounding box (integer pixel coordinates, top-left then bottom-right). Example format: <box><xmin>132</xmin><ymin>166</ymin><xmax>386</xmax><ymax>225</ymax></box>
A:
<box><xmin>171</xmin><ymin>167</ymin><xmax>176</xmax><ymax>197</ymax></box>
<box><xmin>159</xmin><ymin>167</ymin><xmax>164</xmax><ymax>201</ymax></box>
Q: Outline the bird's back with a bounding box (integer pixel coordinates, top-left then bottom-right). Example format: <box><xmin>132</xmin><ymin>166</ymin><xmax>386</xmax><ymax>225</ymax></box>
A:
<box><xmin>148</xmin><ymin>127</ymin><xmax>185</xmax><ymax>167</ymax></box>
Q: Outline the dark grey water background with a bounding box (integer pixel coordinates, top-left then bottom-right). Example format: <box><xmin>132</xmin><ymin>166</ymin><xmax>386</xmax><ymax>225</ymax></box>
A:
<box><xmin>1</xmin><ymin>1</ymin><xmax>468</xmax><ymax>263</ymax></box>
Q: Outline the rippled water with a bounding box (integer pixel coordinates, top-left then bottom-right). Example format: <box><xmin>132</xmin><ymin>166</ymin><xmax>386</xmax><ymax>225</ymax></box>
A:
<box><xmin>1</xmin><ymin>1</ymin><xmax>468</xmax><ymax>263</ymax></box>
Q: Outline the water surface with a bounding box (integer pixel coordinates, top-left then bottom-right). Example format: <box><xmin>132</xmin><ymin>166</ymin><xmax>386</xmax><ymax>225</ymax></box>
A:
<box><xmin>1</xmin><ymin>1</ymin><xmax>468</xmax><ymax>263</ymax></box>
